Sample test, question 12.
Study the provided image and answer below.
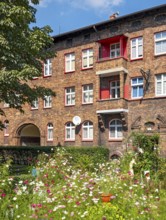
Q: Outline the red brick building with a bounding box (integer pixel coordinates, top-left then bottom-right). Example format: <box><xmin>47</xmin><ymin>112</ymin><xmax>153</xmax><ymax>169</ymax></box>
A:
<box><xmin>1</xmin><ymin>4</ymin><xmax>166</xmax><ymax>157</ymax></box>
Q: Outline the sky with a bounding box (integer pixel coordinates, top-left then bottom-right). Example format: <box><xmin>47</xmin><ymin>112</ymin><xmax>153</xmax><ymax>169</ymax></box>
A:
<box><xmin>32</xmin><ymin>0</ymin><xmax>166</xmax><ymax>36</ymax></box>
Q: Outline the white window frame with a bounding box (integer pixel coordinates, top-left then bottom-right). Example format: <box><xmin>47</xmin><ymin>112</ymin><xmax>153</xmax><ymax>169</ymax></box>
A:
<box><xmin>44</xmin><ymin>59</ymin><xmax>52</xmax><ymax>76</ymax></box>
<box><xmin>44</xmin><ymin>96</ymin><xmax>52</xmax><ymax>108</ymax></box>
<box><xmin>154</xmin><ymin>31</ymin><xmax>166</xmax><ymax>55</ymax></box>
<box><xmin>82</xmin><ymin>48</ymin><xmax>93</xmax><ymax>69</ymax></box>
<box><xmin>31</xmin><ymin>99</ymin><xmax>39</xmax><ymax>110</ymax></box>
<box><xmin>155</xmin><ymin>73</ymin><xmax>166</xmax><ymax>96</ymax></box>
<box><xmin>110</xmin><ymin>43</ymin><xmax>120</xmax><ymax>58</ymax></box>
<box><xmin>4</xmin><ymin>120</ymin><xmax>9</xmax><ymax>137</ymax></box>
<box><xmin>131</xmin><ymin>37</ymin><xmax>143</xmax><ymax>59</ymax></box>
<box><xmin>65</xmin><ymin>87</ymin><xmax>75</xmax><ymax>106</ymax></box>
<box><xmin>110</xmin><ymin>80</ymin><xmax>120</xmax><ymax>99</ymax></box>
<box><xmin>82</xmin><ymin>121</ymin><xmax>93</xmax><ymax>140</ymax></box>
<box><xmin>131</xmin><ymin>77</ymin><xmax>143</xmax><ymax>98</ymax></box>
<box><xmin>109</xmin><ymin>119</ymin><xmax>123</xmax><ymax>139</ymax></box>
<box><xmin>65</xmin><ymin>53</ymin><xmax>75</xmax><ymax>72</ymax></box>
<box><xmin>47</xmin><ymin>123</ymin><xmax>53</xmax><ymax>141</ymax></box>
<box><xmin>82</xmin><ymin>84</ymin><xmax>93</xmax><ymax>104</ymax></box>
<box><xmin>65</xmin><ymin>122</ymin><xmax>75</xmax><ymax>141</ymax></box>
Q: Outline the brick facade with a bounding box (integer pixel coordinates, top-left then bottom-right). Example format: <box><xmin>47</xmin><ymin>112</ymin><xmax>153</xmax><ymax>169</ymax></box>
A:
<box><xmin>1</xmin><ymin>4</ymin><xmax>166</xmax><ymax>157</ymax></box>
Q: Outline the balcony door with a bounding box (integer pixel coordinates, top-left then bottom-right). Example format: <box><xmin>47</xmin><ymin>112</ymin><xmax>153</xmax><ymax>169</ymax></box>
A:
<box><xmin>110</xmin><ymin>80</ymin><xmax>120</xmax><ymax>99</ymax></box>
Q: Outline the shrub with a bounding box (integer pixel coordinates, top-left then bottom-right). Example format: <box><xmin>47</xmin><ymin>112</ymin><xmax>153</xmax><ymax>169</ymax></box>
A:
<box><xmin>65</xmin><ymin>146</ymin><xmax>109</xmax><ymax>171</ymax></box>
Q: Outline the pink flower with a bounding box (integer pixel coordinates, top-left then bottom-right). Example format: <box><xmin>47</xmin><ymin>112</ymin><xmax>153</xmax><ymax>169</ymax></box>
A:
<box><xmin>47</xmin><ymin>189</ymin><xmax>51</xmax><ymax>194</ymax></box>
<box><xmin>1</xmin><ymin>193</ymin><xmax>6</xmax><ymax>198</ymax></box>
<box><xmin>31</xmin><ymin>204</ymin><xmax>37</xmax><ymax>208</ymax></box>
<box><xmin>37</xmin><ymin>204</ymin><xmax>42</xmax><ymax>208</ymax></box>
<box><xmin>23</xmin><ymin>180</ymin><xmax>29</xmax><ymax>185</ymax></box>
<box><xmin>76</xmin><ymin>201</ymin><xmax>81</xmax><ymax>206</ymax></box>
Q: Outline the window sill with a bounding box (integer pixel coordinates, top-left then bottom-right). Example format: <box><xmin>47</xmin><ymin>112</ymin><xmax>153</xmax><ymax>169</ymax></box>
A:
<box><xmin>97</xmin><ymin>98</ymin><xmax>120</xmax><ymax>102</ymax></box>
<box><xmin>65</xmin><ymin>105</ymin><xmax>75</xmax><ymax>107</ymax></box>
<box><xmin>130</xmin><ymin>57</ymin><xmax>143</xmax><ymax>61</ymax></box>
<box><xmin>43</xmin><ymin>107</ymin><xmax>52</xmax><ymax>109</ymax></box>
<box><xmin>43</xmin><ymin>75</ymin><xmax>52</xmax><ymax>78</ymax></box>
<box><xmin>47</xmin><ymin>140</ymin><xmax>53</xmax><ymax>142</ymax></box>
<box><xmin>154</xmin><ymin>53</ymin><xmax>166</xmax><ymax>57</ymax></box>
<box><xmin>108</xmin><ymin>139</ymin><xmax>123</xmax><ymax>142</ymax></box>
<box><xmin>130</xmin><ymin>97</ymin><xmax>143</xmax><ymax>100</ymax></box>
<box><xmin>82</xmin><ymin>102</ymin><xmax>93</xmax><ymax>105</ymax></box>
<box><xmin>65</xmin><ymin>71</ymin><xmax>75</xmax><ymax>74</ymax></box>
<box><xmin>97</xmin><ymin>56</ymin><xmax>127</xmax><ymax>63</ymax></box>
<box><xmin>81</xmin><ymin>67</ymin><xmax>93</xmax><ymax>71</ymax></box>
<box><xmin>31</xmin><ymin>108</ymin><xmax>38</xmax><ymax>110</ymax></box>
<box><xmin>64</xmin><ymin>140</ymin><xmax>75</xmax><ymax>142</ymax></box>
<box><xmin>4</xmin><ymin>135</ymin><xmax>9</xmax><ymax>137</ymax></box>
<box><xmin>155</xmin><ymin>95</ymin><xmax>166</xmax><ymax>98</ymax></box>
<box><xmin>82</xmin><ymin>140</ymin><xmax>93</xmax><ymax>142</ymax></box>
<box><xmin>32</xmin><ymin>77</ymin><xmax>39</xmax><ymax>80</ymax></box>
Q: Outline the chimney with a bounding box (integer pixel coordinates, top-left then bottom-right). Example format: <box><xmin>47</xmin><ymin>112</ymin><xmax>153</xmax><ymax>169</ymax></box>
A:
<box><xmin>109</xmin><ymin>12</ymin><xmax>119</xmax><ymax>20</ymax></box>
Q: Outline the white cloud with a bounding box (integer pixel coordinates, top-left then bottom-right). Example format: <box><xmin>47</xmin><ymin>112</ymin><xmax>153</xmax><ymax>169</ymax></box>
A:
<box><xmin>38</xmin><ymin>0</ymin><xmax>124</xmax><ymax>11</ymax></box>
<box><xmin>37</xmin><ymin>0</ymin><xmax>52</xmax><ymax>7</ymax></box>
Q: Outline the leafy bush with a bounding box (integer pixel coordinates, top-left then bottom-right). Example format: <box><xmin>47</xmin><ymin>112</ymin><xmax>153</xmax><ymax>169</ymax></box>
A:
<box><xmin>65</xmin><ymin>146</ymin><xmax>109</xmax><ymax>171</ymax></box>
<box><xmin>87</xmin><ymin>203</ymin><xmax>125</xmax><ymax>220</ymax></box>
<box><xmin>130</xmin><ymin>132</ymin><xmax>160</xmax><ymax>175</ymax></box>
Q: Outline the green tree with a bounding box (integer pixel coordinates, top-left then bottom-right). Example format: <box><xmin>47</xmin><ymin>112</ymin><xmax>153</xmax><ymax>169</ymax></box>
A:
<box><xmin>0</xmin><ymin>0</ymin><xmax>55</xmax><ymax>128</ymax></box>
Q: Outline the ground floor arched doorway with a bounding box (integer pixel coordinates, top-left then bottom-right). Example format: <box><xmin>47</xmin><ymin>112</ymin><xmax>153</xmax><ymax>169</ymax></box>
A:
<box><xmin>17</xmin><ymin>124</ymin><xmax>40</xmax><ymax>146</ymax></box>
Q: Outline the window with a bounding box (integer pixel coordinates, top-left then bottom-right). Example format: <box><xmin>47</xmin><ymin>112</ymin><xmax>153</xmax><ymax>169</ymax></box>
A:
<box><xmin>131</xmin><ymin>37</ymin><xmax>143</xmax><ymax>59</ymax></box>
<box><xmin>82</xmin><ymin>84</ymin><xmax>93</xmax><ymax>104</ymax></box>
<box><xmin>110</xmin><ymin>43</ymin><xmax>120</xmax><ymax>58</ymax></box>
<box><xmin>65</xmin><ymin>53</ymin><xmax>75</xmax><ymax>72</ymax></box>
<box><xmin>82</xmin><ymin>121</ymin><xmax>93</xmax><ymax>140</ymax></box>
<box><xmin>65</xmin><ymin>87</ymin><xmax>75</xmax><ymax>106</ymax></box>
<box><xmin>156</xmin><ymin>74</ymin><xmax>166</xmax><ymax>96</ymax></box>
<box><xmin>65</xmin><ymin>122</ymin><xmax>75</xmax><ymax>141</ymax></box>
<box><xmin>110</xmin><ymin>81</ymin><xmax>120</xmax><ymax>99</ymax></box>
<box><xmin>109</xmin><ymin>119</ymin><xmax>122</xmax><ymax>139</ymax></box>
<box><xmin>44</xmin><ymin>96</ymin><xmax>52</xmax><ymax>108</ymax></box>
<box><xmin>44</xmin><ymin>59</ymin><xmax>52</xmax><ymax>76</ymax></box>
<box><xmin>31</xmin><ymin>99</ymin><xmax>38</xmax><ymax>109</ymax></box>
<box><xmin>155</xmin><ymin>31</ymin><xmax>166</xmax><ymax>55</ymax></box>
<box><xmin>47</xmin><ymin>123</ymin><xmax>53</xmax><ymax>141</ymax></box>
<box><xmin>131</xmin><ymin>77</ymin><xmax>143</xmax><ymax>98</ymax></box>
<box><xmin>82</xmin><ymin>49</ymin><xmax>93</xmax><ymax>69</ymax></box>
<box><xmin>4</xmin><ymin>120</ymin><xmax>9</xmax><ymax>136</ymax></box>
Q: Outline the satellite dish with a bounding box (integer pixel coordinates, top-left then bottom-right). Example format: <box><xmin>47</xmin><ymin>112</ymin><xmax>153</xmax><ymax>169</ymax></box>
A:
<box><xmin>72</xmin><ymin>116</ymin><xmax>81</xmax><ymax>126</ymax></box>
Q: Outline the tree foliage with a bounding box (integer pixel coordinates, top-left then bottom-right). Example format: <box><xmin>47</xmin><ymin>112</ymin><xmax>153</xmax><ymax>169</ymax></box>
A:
<box><xmin>0</xmin><ymin>0</ymin><xmax>55</xmax><ymax>128</ymax></box>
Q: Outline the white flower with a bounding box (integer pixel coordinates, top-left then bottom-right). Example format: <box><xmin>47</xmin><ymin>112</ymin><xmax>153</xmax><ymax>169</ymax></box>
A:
<box><xmin>138</xmin><ymin>147</ymin><xmax>144</xmax><ymax>154</ymax></box>
<box><xmin>13</xmin><ymin>197</ymin><xmax>17</xmax><ymax>201</ymax></box>
<box><xmin>92</xmin><ymin>198</ymin><xmax>99</xmax><ymax>204</ymax></box>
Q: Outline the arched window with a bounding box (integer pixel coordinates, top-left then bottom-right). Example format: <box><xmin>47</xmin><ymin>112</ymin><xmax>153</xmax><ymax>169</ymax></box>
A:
<box><xmin>4</xmin><ymin>120</ymin><xmax>9</xmax><ymax>136</ymax></box>
<box><xmin>65</xmin><ymin>122</ymin><xmax>75</xmax><ymax>141</ymax></box>
<box><xmin>82</xmin><ymin>121</ymin><xmax>93</xmax><ymax>140</ymax></box>
<box><xmin>109</xmin><ymin>119</ymin><xmax>122</xmax><ymax>139</ymax></box>
<box><xmin>47</xmin><ymin>123</ymin><xmax>53</xmax><ymax>141</ymax></box>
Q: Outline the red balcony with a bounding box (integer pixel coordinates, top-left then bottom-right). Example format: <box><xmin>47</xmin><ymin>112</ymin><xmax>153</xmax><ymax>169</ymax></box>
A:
<box><xmin>96</xmin><ymin>35</ymin><xmax>128</xmax><ymax>74</ymax></box>
<box><xmin>98</xmin><ymin>35</ymin><xmax>128</xmax><ymax>61</ymax></box>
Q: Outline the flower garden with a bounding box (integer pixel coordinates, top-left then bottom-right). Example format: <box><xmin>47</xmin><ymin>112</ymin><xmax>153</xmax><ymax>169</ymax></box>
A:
<box><xmin>0</xmin><ymin>133</ymin><xmax>166</xmax><ymax>220</ymax></box>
